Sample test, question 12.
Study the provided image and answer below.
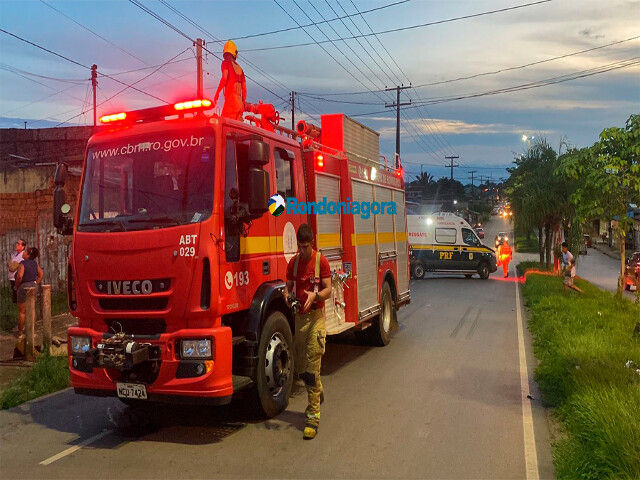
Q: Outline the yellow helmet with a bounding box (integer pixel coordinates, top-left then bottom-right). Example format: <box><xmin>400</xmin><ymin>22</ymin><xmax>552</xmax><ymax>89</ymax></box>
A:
<box><xmin>223</xmin><ymin>40</ymin><xmax>238</xmax><ymax>59</ymax></box>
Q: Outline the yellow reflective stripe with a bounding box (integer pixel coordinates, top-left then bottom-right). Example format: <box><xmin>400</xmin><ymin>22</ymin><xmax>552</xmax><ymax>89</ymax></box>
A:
<box><xmin>318</xmin><ymin>233</ymin><xmax>341</xmax><ymax>249</ymax></box>
<box><xmin>240</xmin><ymin>236</ymin><xmax>277</xmax><ymax>255</ymax></box>
<box><xmin>410</xmin><ymin>244</ymin><xmax>491</xmax><ymax>253</ymax></box>
<box><xmin>396</xmin><ymin>232</ymin><xmax>407</xmax><ymax>242</ymax></box>
<box><xmin>377</xmin><ymin>232</ymin><xmax>395</xmax><ymax>244</ymax></box>
<box><xmin>351</xmin><ymin>233</ymin><xmax>376</xmax><ymax>246</ymax></box>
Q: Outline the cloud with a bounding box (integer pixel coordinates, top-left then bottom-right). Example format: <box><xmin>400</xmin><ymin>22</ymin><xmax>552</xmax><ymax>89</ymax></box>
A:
<box><xmin>370</xmin><ymin>117</ymin><xmax>552</xmax><ymax>138</ymax></box>
<box><xmin>579</xmin><ymin>28</ymin><xmax>606</xmax><ymax>40</ymax></box>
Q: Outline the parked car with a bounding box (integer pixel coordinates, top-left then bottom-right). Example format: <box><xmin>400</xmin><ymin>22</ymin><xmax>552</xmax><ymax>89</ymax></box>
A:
<box><xmin>475</xmin><ymin>227</ymin><xmax>485</xmax><ymax>239</ymax></box>
<box><xmin>495</xmin><ymin>231</ymin><xmax>509</xmax><ymax>247</ymax></box>
<box><xmin>624</xmin><ymin>251</ymin><xmax>640</xmax><ymax>291</ymax></box>
<box><xmin>583</xmin><ymin>234</ymin><xmax>592</xmax><ymax>248</ymax></box>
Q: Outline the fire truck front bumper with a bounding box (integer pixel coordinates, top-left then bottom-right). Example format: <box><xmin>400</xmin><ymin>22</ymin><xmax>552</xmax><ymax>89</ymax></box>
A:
<box><xmin>67</xmin><ymin>326</ymin><xmax>235</xmax><ymax>405</ymax></box>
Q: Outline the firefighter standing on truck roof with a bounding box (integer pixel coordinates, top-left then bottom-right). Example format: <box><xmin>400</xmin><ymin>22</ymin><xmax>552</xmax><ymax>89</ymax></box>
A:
<box><xmin>283</xmin><ymin>224</ymin><xmax>332</xmax><ymax>440</ymax></box>
<box><xmin>497</xmin><ymin>239</ymin><xmax>513</xmax><ymax>278</ymax></box>
<box><xmin>213</xmin><ymin>40</ymin><xmax>246</xmax><ymax>121</ymax></box>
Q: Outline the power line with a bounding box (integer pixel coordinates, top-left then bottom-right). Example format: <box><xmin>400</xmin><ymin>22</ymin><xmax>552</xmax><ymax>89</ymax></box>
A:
<box><xmin>320</xmin><ymin>0</ymin><xmax>397</xmax><ymax>88</ymax></box>
<box><xmin>0</xmin><ymin>64</ymin><xmax>86</xmax><ymax>83</ymax></box>
<box><xmin>338</xmin><ymin>0</ymin><xmax>458</xmax><ymax>159</ymax></box>
<box><xmin>243</xmin><ymin>0</ymin><xmax>553</xmax><ymax>52</ymax></box>
<box><xmin>0</xmin><ymin>27</ymin><xmax>170</xmax><ymax>104</ymax></box>
<box><xmin>52</xmin><ymin>48</ymin><xmax>190</xmax><ymax>127</ymax></box>
<box><xmin>349</xmin><ymin>57</ymin><xmax>640</xmax><ymax>116</ymax></box>
<box><xmin>234</xmin><ymin>0</ymin><xmax>410</xmax><ymax>40</ymax></box>
<box><xmin>155</xmin><ymin>0</ymin><xmax>320</xmax><ymax>119</ymax></box>
<box><xmin>412</xmin><ymin>34</ymin><xmax>640</xmax><ymax>89</ymax></box>
<box><xmin>41</xmin><ymin>0</ymin><xmax>194</xmax><ymax>90</ymax></box>
<box><xmin>298</xmin><ymin>34</ymin><xmax>640</xmax><ymax>97</ymax></box>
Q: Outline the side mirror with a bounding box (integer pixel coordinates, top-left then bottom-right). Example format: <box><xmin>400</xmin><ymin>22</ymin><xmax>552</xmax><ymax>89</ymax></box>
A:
<box><xmin>248</xmin><ymin>140</ymin><xmax>269</xmax><ymax>166</ymax></box>
<box><xmin>54</xmin><ymin>163</ymin><xmax>69</xmax><ymax>186</ymax></box>
<box><xmin>246</xmin><ymin>168</ymin><xmax>269</xmax><ymax>217</ymax></box>
<box><xmin>53</xmin><ymin>185</ymin><xmax>73</xmax><ymax>235</ymax></box>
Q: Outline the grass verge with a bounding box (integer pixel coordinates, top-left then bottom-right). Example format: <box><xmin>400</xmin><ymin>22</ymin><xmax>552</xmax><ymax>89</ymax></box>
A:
<box><xmin>1</xmin><ymin>287</ymin><xmax>68</xmax><ymax>332</ymax></box>
<box><xmin>0</xmin><ymin>354</ymin><xmax>69</xmax><ymax>409</ymax></box>
<box><xmin>520</xmin><ymin>265</ymin><xmax>640</xmax><ymax>479</ymax></box>
<box><xmin>515</xmin><ymin>234</ymin><xmax>539</xmax><ymax>253</ymax></box>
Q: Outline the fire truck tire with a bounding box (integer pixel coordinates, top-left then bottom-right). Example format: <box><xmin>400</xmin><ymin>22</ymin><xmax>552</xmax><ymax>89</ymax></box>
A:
<box><xmin>254</xmin><ymin>311</ymin><xmax>294</xmax><ymax>418</ymax></box>
<box><xmin>412</xmin><ymin>262</ymin><xmax>425</xmax><ymax>279</ymax></box>
<box><xmin>478</xmin><ymin>262</ymin><xmax>490</xmax><ymax>280</ymax></box>
<box><xmin>370</xmin><ymin>282</ymin><xmax>394</xmax><ymax>346</ymax></box>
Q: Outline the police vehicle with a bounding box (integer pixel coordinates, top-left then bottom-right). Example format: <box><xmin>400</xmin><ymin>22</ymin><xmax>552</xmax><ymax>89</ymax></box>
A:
<box><xmin>408</xmin><ymin>212</ymin><xmax>497</xmax><ymax>280</ymax></box>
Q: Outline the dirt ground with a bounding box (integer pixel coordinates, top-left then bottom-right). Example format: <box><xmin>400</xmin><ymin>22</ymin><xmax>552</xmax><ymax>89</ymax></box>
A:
<box><xmin>0</xmin><ymin>312</ymin><xmax>77</xmax><ymax>390</ymax></box>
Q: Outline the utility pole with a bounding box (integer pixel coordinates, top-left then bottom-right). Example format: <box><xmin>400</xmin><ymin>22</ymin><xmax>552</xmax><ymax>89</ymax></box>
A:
<box><xmin>468</xmin><ymin>170</ymin><xmax>477</xmax><ymax>197</ymax></box>
<box><xmin>290</xmin><ymin>91</ymin><xmax>295</xmax><ymax>130</ymax></box>
<box><xmin>91</xmin><ymin>64</ymin><xmax>98</xmax><ymax>127</ymax></box>
<box><xmin>445</xmin><ymin>155</ymin><xmax>459</xmax><ymax>180</ymax></box>
<box><xmin>195</xmin><ymin>38</ymin><xmax>204</xmax><ymax>98</ymax></box>
<box><xmin>385</xmin><ymin>85</ymin><xmax>411</xmax><ymax>168</ymax></box>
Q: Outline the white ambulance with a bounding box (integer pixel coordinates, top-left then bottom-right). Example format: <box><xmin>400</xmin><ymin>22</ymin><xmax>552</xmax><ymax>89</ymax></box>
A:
<box><xmin>408</xmin><ymin>212</ymin><xmax>497</xmax><ymax>279</ymax></box>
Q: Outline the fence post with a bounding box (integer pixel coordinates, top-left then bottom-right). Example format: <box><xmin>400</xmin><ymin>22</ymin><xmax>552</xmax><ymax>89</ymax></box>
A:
<box><xmin>42</xmin><ymin>285</ymin><xmax>51</xmax><ymax>355</ymax></box>
<box><xmin>25</xmin><ymin>287</ymin><xmax>36</xmax><ymax>361</ymax></box>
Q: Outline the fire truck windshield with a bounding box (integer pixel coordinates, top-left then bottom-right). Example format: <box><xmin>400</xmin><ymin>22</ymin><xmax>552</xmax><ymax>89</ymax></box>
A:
<box><xmin>78</xmin><ymin>129</ymin><xmax>215</xmax><ymax>232</ymax></box>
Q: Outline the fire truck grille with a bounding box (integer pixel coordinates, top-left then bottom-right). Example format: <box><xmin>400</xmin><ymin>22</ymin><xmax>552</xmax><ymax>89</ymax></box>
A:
<box><xmin>104</xmin><ymin>318</ymin><xmax>167</xmax><ymax>335</ymax></box>
<box><xmin>98</xmin><ymin>297</ymin><xmax>169</xmax><ymax>311</ymax></box>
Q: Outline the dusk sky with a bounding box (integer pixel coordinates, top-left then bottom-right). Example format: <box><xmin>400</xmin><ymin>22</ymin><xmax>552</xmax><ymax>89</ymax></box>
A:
<box><xmin>1</xmin><ymin>0</ymin><xmax>638</xmax><ymax>182</ymax></box>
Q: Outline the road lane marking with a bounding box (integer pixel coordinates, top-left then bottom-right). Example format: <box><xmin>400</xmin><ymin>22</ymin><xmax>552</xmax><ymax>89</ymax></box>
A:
<box><xmin>450</xmin><ymin>306</ymin><xmax>472</xmax><ymax>338</ymax></box>
<box><xmin>39</xmin><ymin>430</ymin><xmax>112</xmax><ymax>465</ymax></box>
<box><xmin>514</xmin><ymin>263</ymin><xmax>540</xmax><ymax>480</ymax></box>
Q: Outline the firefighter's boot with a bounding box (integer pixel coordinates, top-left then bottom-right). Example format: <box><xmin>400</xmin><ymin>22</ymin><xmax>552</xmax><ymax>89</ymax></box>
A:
<box><xmin>303</xmin><ymin>419</ymin><xmax>319</xmax><ymax>440</ymax></box>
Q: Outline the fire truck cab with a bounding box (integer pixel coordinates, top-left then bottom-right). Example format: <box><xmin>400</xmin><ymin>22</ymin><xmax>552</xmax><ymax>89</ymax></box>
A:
<box><xmin>53</xmin><ymin>100</ymin><xmax>410</xmax><ymax>417</ymax></box>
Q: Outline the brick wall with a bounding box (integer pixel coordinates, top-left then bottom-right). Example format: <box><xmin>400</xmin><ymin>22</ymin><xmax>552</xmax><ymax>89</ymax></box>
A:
<box><xmin>1</xmin><ymin>126</ymin><xmax>90</xmax><ymax>314</ymax></box>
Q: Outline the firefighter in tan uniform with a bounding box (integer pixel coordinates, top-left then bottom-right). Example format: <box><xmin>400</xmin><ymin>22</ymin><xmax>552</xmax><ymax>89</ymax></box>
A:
<box><xmin>283</xmin><ymin>224</ymin><xmax>332</xmax><ymax>439</ymax></box>
<box><xmin>213</xmin><ymin>40</ymin><xmax>247</xmax><ymax>121</ymax></box>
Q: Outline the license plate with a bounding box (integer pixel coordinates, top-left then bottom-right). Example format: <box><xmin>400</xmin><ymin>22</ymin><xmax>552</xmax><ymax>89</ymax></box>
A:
<box><xmin>116</xmin><ymin>383</ymin><xmax>147</xmax><ymax>400</ymax></box>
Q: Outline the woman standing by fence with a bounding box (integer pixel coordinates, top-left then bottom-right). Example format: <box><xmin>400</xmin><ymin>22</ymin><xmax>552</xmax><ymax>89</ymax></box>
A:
<box><xmin>14</xmin><ymin>247</ymin><xmax>43</xmax><ymax>338</ymax></box>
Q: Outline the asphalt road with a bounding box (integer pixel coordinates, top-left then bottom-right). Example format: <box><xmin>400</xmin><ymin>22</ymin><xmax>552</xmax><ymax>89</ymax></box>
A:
<box><xmin>575</xmin><ymin>246</ymin><xmax>636</xmax><ymax>301</ymax></box>
<box><xmin>0</xmin><ymin>217</ymin><xmax>555</xmax><ymax>479</ymax></box>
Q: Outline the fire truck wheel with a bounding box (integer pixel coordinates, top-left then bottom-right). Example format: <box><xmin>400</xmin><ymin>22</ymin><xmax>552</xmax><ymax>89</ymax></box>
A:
<box><xmin>412</xmin><ymin>262</ymin><xmax>425</xmax><ymax>279</ymax></box>
<box><xmin>478</xmin><ymin>262</ymin><xmax>490</xmax><ymax>280</ymax></box>
<box><xmin>371</xmin><ymin>282</ymin><xmax>394</xmax><ymax>347</ymax></box>
<box><xmin>254</xmin><ymin>311</ymin><xmax>294</xmax><ymax>418</ymax></box>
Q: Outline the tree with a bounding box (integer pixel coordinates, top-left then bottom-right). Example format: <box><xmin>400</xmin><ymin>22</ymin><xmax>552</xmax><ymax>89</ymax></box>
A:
<box><xmin>557</xmin><ymin>114</ymin><xmax>640</xmax><ymax>294</ymax></box>
<box><xmin>505</xmin><ymin>138</ymin><xmax>571</xmax><ymax>268</ymax></box>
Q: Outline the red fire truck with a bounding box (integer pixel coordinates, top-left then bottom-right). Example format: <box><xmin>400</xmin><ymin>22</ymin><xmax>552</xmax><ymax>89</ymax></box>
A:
<box><xmin>53</xmin><ymin>99</ymin><xmax>410</xmax><ymax>417</ymax></box>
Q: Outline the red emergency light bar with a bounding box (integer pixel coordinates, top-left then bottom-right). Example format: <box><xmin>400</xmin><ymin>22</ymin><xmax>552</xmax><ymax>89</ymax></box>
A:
<box><xmin>99</xmin><ymin>98</ymin><xmax>213</xmax><ymax>124</ymax></box>
<box><xmin>316</xmin><ymin>154</ymin><xmax>324</xmax><ymax>168</ymax></box>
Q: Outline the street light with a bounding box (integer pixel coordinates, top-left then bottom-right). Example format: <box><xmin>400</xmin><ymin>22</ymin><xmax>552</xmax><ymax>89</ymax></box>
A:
<box><xmin>521</xmin><ymin>134</ymin><xmax>535</xmax><ymax>150</ymax></box>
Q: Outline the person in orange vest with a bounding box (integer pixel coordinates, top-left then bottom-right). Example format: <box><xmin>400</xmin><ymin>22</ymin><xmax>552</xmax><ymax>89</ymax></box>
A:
<box><xmin>498</xmin><ymin>240</ymin><xmax>513</xmax><ymax>277</ymax></box>
<box><xmin>213</xmin><ymin>40</ymin><xmax>246</xmax><ymax>121</ymax></box>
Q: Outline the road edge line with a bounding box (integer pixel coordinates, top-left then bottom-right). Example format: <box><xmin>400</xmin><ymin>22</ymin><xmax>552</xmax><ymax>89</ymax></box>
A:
<box><xmin>514</xmin><ymin>264</ymin><xmax>540</xmax><ymax>480</ymax></box>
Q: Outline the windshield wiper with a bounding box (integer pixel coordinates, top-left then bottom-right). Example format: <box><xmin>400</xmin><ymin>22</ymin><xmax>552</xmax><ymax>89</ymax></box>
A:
<box><xmin>128</xmin><ymin>216</ymin><xmax>182</xmax><ymax>226</ymax></box>
<box><xmin>78</xmin><ymin>219</ymin><xmax>127</xmax><ymax>231</ymax></box>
